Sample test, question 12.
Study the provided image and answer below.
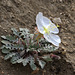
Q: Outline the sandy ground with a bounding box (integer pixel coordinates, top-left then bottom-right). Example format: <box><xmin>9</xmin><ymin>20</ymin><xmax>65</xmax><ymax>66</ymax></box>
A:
<box><xmin>0</xmin><ymin>0</ymin><xmax>75</xmax><ymax>75</ymax></box>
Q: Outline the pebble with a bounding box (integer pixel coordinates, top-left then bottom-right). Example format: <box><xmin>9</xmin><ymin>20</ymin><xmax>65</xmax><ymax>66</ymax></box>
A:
<box><xmin>60</xmin><ymin>0</ymin><xmax>62</xmax><ymax>2</ymax></box>
<box><xmin>73</xmin><ymin>48</ymin><xmax>75</xmax><ymax>50</ymax></box>
<box><xmin>3</xmin><ymin>28</ymin><xmax>5</xmax><ymax>30</ymax></box>
<box><xmin>62</xmin><ymin>50</ymin><xmax>66</xmax><ymax>54</ymax></box>
<box><xmin>0</xmin><ymin>56</ymin><xmax>4</xmax><ymax>59</ymax></box>
<box><xmin>0</xmin><ymin>25</ymin><xmax>1</xmax><ymax>28</ymax></box>
<box><xmin>63</xmin><ymin>37</ymin><xmax>67</xmax><ymax>39</ymax></box>
<box><xmin>1</xmin><ymin>71</ymin><xmax>4</xmax><ymax>74</ymax></box>
<box><xmin>68</xmin><ymin>37</ymin><xmax>71</xmax><ymax>39</ymax></box>
<box><xmin>62</xmin><ymin>41</ymin><xmax>68</xmax><ymax>46</ymax></box>
<box><xmin>5</xmin><ymin>30</ymin><xmax>7</xmax><ymax>32</ymax></box>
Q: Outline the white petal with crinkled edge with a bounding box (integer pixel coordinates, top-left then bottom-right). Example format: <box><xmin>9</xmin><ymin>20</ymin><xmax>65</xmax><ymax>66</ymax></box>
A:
<box><xmin>42</xmin><ymin>16</ymin><xmax>52</xmax><ymax>28</ymax></box>
<box><xmin>36</xmin><ymin>12</ymin><xmax>45</xmax><ymax>34</ymax></box>
<box><xmin>44</xmin><ymin>33</ymin><xmax>61</xmax><ymax>46</ymax></box>
<box><xmin>49</xmin><ymin>23</ymin><xmax>59</xmax><ymax>34</ymax></box>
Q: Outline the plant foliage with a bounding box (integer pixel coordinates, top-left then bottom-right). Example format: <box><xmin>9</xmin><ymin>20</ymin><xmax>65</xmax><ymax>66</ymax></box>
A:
<box><xmin>0</xmin><ymin>28</ymin><xmax>60</xmax><ymax>70</ymax></box>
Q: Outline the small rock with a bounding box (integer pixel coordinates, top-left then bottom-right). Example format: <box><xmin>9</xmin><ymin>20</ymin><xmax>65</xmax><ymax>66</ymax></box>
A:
<box><xmin>68</xmin><ymin>37</ymin><xmax>71</xmax><ymax>39</ymax></box>
<box><xmin>1</xmin><ymin>71</ymin><xmax>4</xmax><ymax>74</ymax></box>
<box><xmin>63</xmin><ymin>37</ymin><xmax>67</xmax><ymax>39</ymax></box>
<box><xmin>62</xmin><ymin>50</ymin><xmax>66</xmax><ymax>54</ymax></box>
<box><xmin>73</xmin><ymin>48</ymin><xmax>75</xmax><ymax>50</ymax></box>
<box><xmin>0</xmin><ymin>25</ymin><xmax>1</xmax><ymax>27</ymax></box>
<box><xmin>3</xmin><ymin>28</ymin><xmax>5</xmax><ymax>30</ymax></box>
<box><xmin>60</xmin><ymin>0</ymin><xmax>63</xmax><ymax>2</ymax></box>
<box><xmin>62</xmin><ymin>41</ymin><xmax>68</xmax><ymax>46</ymax></box>
<box><xmin>5</xmin><ymin>30</ymin><xmax>7</xmax><ymax>32</ymax></box>
<box><xmin>69</xmin><ymin>26</ymin><xmax>75</xmax><ymax>33</ymax></box>
<box><xmin>60</xmin><ymin>13</ymin><xmax>63</xmax><ymax>15</ymax></box>
<box><xmin>14</xmin><ymin>0</ymin><xmax>21</xmax><ymax>3</ymax></box>
<box><xmin>0</xmin><ymin>56</ymin><xmax>4</xmax><ymax>59</ymax></box>
<box><xmin>52</xmin><ymin>17</ymin><xmax>62</xmax><ymax>24</ymax></box>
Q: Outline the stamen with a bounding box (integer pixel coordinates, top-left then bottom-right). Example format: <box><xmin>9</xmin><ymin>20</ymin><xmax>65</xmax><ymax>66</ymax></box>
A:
<box><xmin>43</xmin><ymin>27</ymin><xmax>49</xmax><ymax>34</ymax></box>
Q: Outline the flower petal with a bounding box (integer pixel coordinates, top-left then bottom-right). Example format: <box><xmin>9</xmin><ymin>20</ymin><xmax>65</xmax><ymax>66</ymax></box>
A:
<box><xmin>42</xmin><ymin>16</ymin><xmax>52</xmax><ymax>28</ymax></box>
<box><xmin>36</xmin><ymin>12</ymin><xmax>59</xmax><ymax>34</ymax></box>
<box><xmin>44</xmin><ymin>33</ymin><xmax>61</xmax><ymax>46</ymax></box>
<box><xmin>36</xmin><ymin>12</ymin><xmax>45</xmax><ymax>34</ymax></box>
<box><xmin>49</xmin><ymin>23</ymin><xmax>59</xmax><ymax>34</ymax></box>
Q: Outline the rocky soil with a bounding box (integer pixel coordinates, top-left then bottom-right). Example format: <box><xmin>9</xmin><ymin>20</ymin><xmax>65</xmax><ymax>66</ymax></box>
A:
<box><xmin>0</xmin><ymin>0</ymin><xmax>75</xmax><ymax>75</ymax></box>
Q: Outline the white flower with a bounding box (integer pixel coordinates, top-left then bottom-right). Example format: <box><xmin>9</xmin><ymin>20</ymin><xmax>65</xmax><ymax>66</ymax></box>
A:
<box><xmin>36</xmin><ymin>12</ymin><xmax>61</xmax><ymax>46</ymax></box>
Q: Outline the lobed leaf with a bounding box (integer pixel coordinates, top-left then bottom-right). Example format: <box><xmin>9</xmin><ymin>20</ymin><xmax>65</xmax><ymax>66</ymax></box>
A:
<box><xmin>17</xmin><ymin>58</ymin><xmax>24</xmax><ymax>63</ymax></box>
<box><xmin>29</xmin><ymin>56</ymin><xmax>37</xmax><ymax>70</ymax></box>
<box><xmin>29</xmin><ymin>63</ymin><xmax>37</xmax><ymax>70</ymax></box>
<box><xmin>10</xmin><ymin>55</ymin><xmax>19</xmax><ymax>64</ymax></box>
<box><xmin>22</xmin><ymin>57</ymin><xmax>29</xmax><ymax>66</ymax></box>
<box><xmin>11</xmin><ymin>28</ymin><xmax>20</xmax><ymax>37</ymax></box>
<box><xmin>42</xmin><ymin>55</ymin><xmax>52</xmax><ymax>62</ymax></box>
<box><xmin>4</xmin><ymin>53</ymin><xmax>16</xmax><ymax>60</ymax></box>
<box><xmin>38</xmin><ymin>59</ymin><xmax>46</xmax><ymax>69</ymax></box>
<box><xmin>1</xmin><ymin>40</ymin><xmax>11</xmax><ymax>45</ymax></box>
<box><xmin>2</xmin><ymin>48</ymin><xmax>10</xmax><ymax>54</ymax></box>
<box><xmin>1</xmin><ymin>44</ymin><xmax>24</xmax><ymax>50</ymax></box>
<box><xmin>1</xmin><ymin>35</ymin><xmax>17</xmax><ymax>43</ymax></box>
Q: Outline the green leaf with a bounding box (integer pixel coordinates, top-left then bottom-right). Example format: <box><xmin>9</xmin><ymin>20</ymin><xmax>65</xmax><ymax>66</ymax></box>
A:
<box><xmin>1</xmin><ymin>36</ymin><xmax>6</xmax><ymax>39</ymax></box>
<box><xmin>1</xmin><ymin>40</ymin><xmax>11</xmax><ymax>45</ymax></box>
<box><xmin>38</xmin><ymin>59</ymin><xmax>46</xmax><ymax>69</ymax></box>
<box><xmin>11</xmin><ymin>28</ymin><xmax>19</xmax><ymax>36</ymax></box>
<box><xmin>29</xmin><ymin>63</ymin><xmax>37</xmax><ymax>70</ymax></box>
<box><xmin>29</xmin><ymin>56</ymin><xmax>37</xmax><ymax>70</ymax></box>
<box><xmin>2</xmin><ymin>48</ymin><xmax>10</xmax><ymax>54</ymax></box>
<box><xmin>4</xmin><ymin>53</ymin><xmax>16</xmax><ymax>60</ymax></box>
<box><xmin>6</xmin><ymin>35</ymin><xmax>17</xmax><ymax>42</ymax></box>
<box><xmin>1</xmin><ymin>44</ymin><xmax>24</xmax><ymax>50</ymax></box>
<box><xmin>17</xmin><ymin>58</ymin><xmax>24</xmax><ymax>63</ymax></box>
<box><xmin>10</xmin><ymin>56</ymin><xmax>19</xmax><ymax>64</ymax></box>
<box><xmin>1</xmin><ymin>45</ymin><xmax>11</xmax><ymax>50</ymax></box>
<box><xmin>1</xmin><ymin>35</ymin><xmax>17</xmax><ymax>43</ymax></box>
<box><xmin>20</xmin><ymin>28</ymin><xmax>30</xmax><ymax>38</ymax></box>
<box><xmin>38</xmin><ymin>44</ymin><xmax>59</xmax><ymax>52</ymax></box>
<box><xmin>19</xmin><ymin>28</ymin><xmax>29</xmax><ymax>33</ymax></box>
<box><xmin>22</xmin><ymin>57</ymin><xmax>29</xmax><ymax>66</ymax></box>
<box><xmin>42</xmin><ymin>55</ymin><xmax>52</xmax><ymax>62</ymax></box>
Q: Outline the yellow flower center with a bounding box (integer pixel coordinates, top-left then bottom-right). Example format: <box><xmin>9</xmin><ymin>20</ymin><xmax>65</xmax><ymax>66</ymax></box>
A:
<box><xmin>43</xmin><ymin>27</ymin><xmax>49</xmax><ymax>34</ymax></box>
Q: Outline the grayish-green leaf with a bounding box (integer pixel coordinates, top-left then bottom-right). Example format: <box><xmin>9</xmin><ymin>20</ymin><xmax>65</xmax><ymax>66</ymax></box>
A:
<box><xmin>1</xmin><ymin>36</ymin><xmax>6</xmax><ymax>39</ymax></box>
<box><xmin>19</xmin><ymin>28</ymin><xmax>29</xmax><ymax>33</ymax></box>
<box><xmin>17</xmin><ymin>58</ymin><xmax>24</xmax><ymax>63</ymax></box>
<box><xmin>38</xmin><ymin>44</ymin><xmax>58</xmax><ymax>52</ymax></box>
<box><xmin>11</xmin><ymin>56</ymin><xmax>19</xmax><ymax>64</ymax></box>
<box><xmin>42</xmin><ymin>55</ymin><xmax>52</xmax><ymax>62</ymax></box>
<box><xmin>2</xmin><ymin>48</ymin><xmax>10</xmax><ymax>54</ymax></box>
<box><xmin>11</xmin><ymin>28</ymin><xmax>19</xmax><ymax>36</ymax></box>
<box><xmin>22</xmin><ymin>57</ymin><xmax>29</xmax><ymax>66</ymax></box>
<box><xmin>38</xmin><ymin>59</ymin><xmax>46</xmax><ymax>69</ymax></box>
<box><xmin>29</xmin><ymin>63</ymin><xmax>37</xmax><ymax>70</ymax></box>
<box><xmin>20</xmin><ymin>28</ymin><xmax>30</xmax><ymax>38</ymax></box>
<box><xmin>1</xmin><ymin>35</ymin><xmax>17</xmax><ymax>43</ymax></box>
<box><xmin>6</xmin><ymin>35</ymin><xmax>17</xmax><ymax>42</ymax></box>
<box><xmin>1</xmin><ymin>40</ymin><xmax>11</xmax><ymax>45</ymax></box>
<box><xmin>29</xmin><ymin>56</ymin><xmax>37</xmax><ymax>70</ymax></box>
<box><xmin>4</xmin><ymin>53</ymin><xmax>16</xmax><ymax>60</ymax></box>
<box><xmin>1</xmin><ymin>44</ymin><xmax>24</xmax><ymax>50</ymax></box>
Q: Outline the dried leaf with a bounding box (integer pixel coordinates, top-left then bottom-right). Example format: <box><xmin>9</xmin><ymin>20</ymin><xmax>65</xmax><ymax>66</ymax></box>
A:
<box><xmin>35</xmin><ymin>32</ymin><xmax>43</xmax><ymax>41</ymax></box>
<box><xmin>31</xmin><ymin>68</ymin><xmax>39</xmax><ymax>74</ymax></box>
